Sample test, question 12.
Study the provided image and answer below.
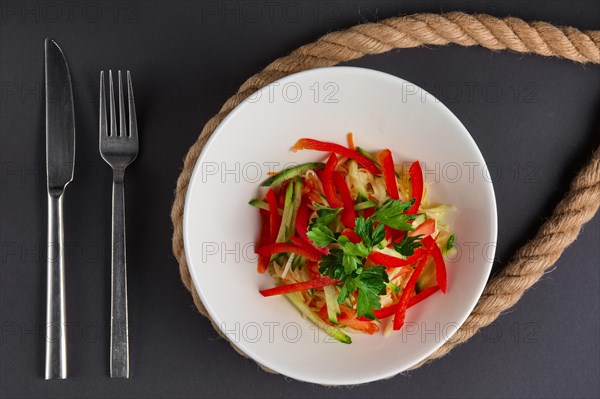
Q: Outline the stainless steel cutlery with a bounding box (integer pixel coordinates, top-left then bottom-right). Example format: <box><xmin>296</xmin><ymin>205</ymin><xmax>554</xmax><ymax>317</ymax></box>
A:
<box><xmin>44</xmin><ymin>38</ymin><xmax>75</xmax><ymax>380</ymax></box>
<box><xmin>99</xmin><ymin>70</ymin><xmax>139</xmax><ymax>378</ymax></box>
<box><xmin>43</xmin><ymin>38</ymin><xmax>139</xmax><ymax>379</ymax></box>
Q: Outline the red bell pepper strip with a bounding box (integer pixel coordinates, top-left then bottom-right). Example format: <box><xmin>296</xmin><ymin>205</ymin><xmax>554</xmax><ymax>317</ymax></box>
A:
<box><xmin>410</xmin><ymin>218</ymin><xmax>435</xmax><ymax>237</ymax></box>
<box><xmin>393</xmin><ymin>254</ymin><xmax>429</xmax><ymax>330</ymax></box>
<box><xmin>265</xmin><ymin>189</ymin><xmax>281</xmax><ymax>243</ymax></box>
<box><xmin>260</xmin><ymin>276</ymin><xmax>338</xmax><ymax>297</ymax></box>
<box><xmin>291</xmin><ymin>138</ymin><xmax>380</xmax><ymax>175</ymax></box>
<box><xmin>321</xmin><ymin>154</ymin><xmax>343</xmax><ymax>208</ymax></box>
<box><xmin>422</xmin><ymin>235</ymin><xmax>447</xmax><ymax>293</ymax></box>
<box><xmin>367</xmin><ymin>285</ymin><xmax>441</xmax><ymax>320</ymax></box>
<box><xmin>257</xmin><ymin>209</ymin><xmax>270</xmax><ymax>274</ymax></box>
<box><xmin>406</xmin><ymin>161</ymin><xmax>424</xmax><ymax>214</ymax></box>
<box><xmin>384</xmin><ymin>226</ymin><xmax>405</xmax><ymax>243</ymax></box>
<box><xmin>377</xmin><ymin>149</ymin><xmax>399</xmax><ymax>200</ymax></box>
<box><xmin>340</xmin><ymin>228</ymin><xmax>361</xmax><ymax>243</ymax></box>
<box><xmin>368</xmin><ymin>248</ymin><xmax>426</xmax><ymax>269</ymax></box>
<box><xmin>257</xmin><ymin>256</ymin><xmax>269</xmax><ymax>274</ymax></box>
<box><xmin>255</xmin><ymin>243</ymin><xmax>322</xmax><ymax>262</ymax></box>
<box><xmin>289</xmin><ymin>236</ymin><xmax>329</xmax><ymax>257</ymax></box>
<box><xmin>295</xmin><ymin>199</ymin><xmax>328</xmax><ymax>254</ymax></box>
<box><xmin>307</xmin><ymin>261</ymin><xmax>322</xmax><ymax>280</ymax></box>
<box><xmin>333</xmin><ymin>172</ymin><xmax>356</xmax><ymax>228</ymax></box>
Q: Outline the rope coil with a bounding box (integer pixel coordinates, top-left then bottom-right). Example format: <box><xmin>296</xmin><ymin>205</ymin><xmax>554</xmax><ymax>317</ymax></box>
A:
<box><xmin>170</xmin><ymin>12</ymin><xmax>600</xmax><ymax>375</ymax></box>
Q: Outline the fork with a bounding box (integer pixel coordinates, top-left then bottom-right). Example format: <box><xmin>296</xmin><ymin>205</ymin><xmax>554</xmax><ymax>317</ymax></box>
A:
<box><xmin>99</xmin><ymin>70</ymin><xmax>138</xmax><ymax>378</ymax></box>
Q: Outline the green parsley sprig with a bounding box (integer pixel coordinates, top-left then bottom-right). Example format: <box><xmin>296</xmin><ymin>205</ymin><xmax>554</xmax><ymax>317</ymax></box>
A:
<box><xmin>306</xmin><ymin>199</ymin><xmax>422</xmax><ymax>320</ymax></box>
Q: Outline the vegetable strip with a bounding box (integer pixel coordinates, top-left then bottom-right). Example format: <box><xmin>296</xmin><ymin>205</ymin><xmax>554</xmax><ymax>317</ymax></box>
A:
<box><xmin>260</xmin><ymin>276</ymin><xmax>339</xmax><ymax>297</ymax></box>
<box><xmin>368</xmin><ymin>285</ymin><xmax>441</xmax><ymax>320</ymax></box>
<box><xmin>322</xmin><ymin>154</ymin><xmax>344</xmax><ymax>208</ymax></box>
<box><xmin>257</xmin><ymin>209</ymin><xmax>270</xmax><ymax>274</ymax></box>
<box><xmin>368</xmin><ymin>249</ymin><xmax>427</xmax><ymax>269</ymax></box>
<box><xmin>292</xmin><ymin>138</ymin><xmax>380</xmax><ymax>174</ymax></box>
<box><xmin>265</xmin><ymin>189</ymin><xmax>281</xmax><ymax>243</ymax></box>
<box><xmin>255</xmin><ymin>243</ymin><xmax>322</xmax><ymax>261</ymax></box>
<box><xmin>333</xmin><ymin>171</ymin><xmax>356</xmax><ymax>228</ymax></box>
<box><xmin>393</xmin><ymin>255</ymin><xmax>429</xmax><ymax>330</ymax></box>
<box><xmin>377</xmin><ymin>149</ymin><xmax>399</xmax><ymax>200</ymax></box>
<box><xmin>406</xmin><ymin>161</ymin><xmax>424</xmax><ymax>214</ymax></box>
<box><xmin>423</xmin><ymin>235</ymin><xmax>447</xmax><ymax>293</ymax></box>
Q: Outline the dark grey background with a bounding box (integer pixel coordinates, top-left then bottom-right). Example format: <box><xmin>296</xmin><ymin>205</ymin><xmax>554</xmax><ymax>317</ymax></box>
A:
<box><xmin>1</xmin><ymin>1</ymin><xmax>599</xmax><ymax>398</ymax></box>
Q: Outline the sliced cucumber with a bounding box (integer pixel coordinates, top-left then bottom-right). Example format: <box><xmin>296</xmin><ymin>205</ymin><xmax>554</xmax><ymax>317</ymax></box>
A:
<box><xmin>249</xmin><ymin>199</ymin><xmax>283</xmax><ymax>215</ymax></box>
<box><xmin>261</xmin><ymin>162</ymin><xmax>325</xmax><ymax>187</ymax></box>
<box><xmin>275</xmin><ymin>181</ymin><xmax>295</xmax><ymax>243</ymax></box>
<box><xmin>413</xmin><ymin>213</ymin><xmax>427</xmax><ymax>227</ymax></box>
<box><xmin>356</xmin><ymin>147</ymin><xmax>380</xmax><ymax>166</ymax></box>
<box><xmin>248</xmin><ymin>199</ymin><xmax>269</xmax><ymax>211</ymax></box>
<box><xmin>354</xmin><ymin>199</ymin><xmax>378</xmax><ymax>211</ymax></box>
<box><xmin>385</xmin><ymin>282</ymin><xmax>401</xmax><ymax>294</ymax></box>
<box><xmin>274</xmin><ymin>253</ymin><xmax>287</xmax><ymax>266</ymax></box>
<box><xmin>287</xmin><ymin>177</ymin><xmax>303</xmax><ymax>238</ymax></box>
<box><xmin>323</xmin><ymin>285</ymin><xmax>340</xmax><ymax>324</ymax></box>
<box><xmin>291</xmin><ymin>253</ymin><xmax>302</xmax><ymax>271</ymax></box>
<box><xmin>285</xmin><ymin>292</ymin><xmax>351</xmax><ymax>344</ymax></box>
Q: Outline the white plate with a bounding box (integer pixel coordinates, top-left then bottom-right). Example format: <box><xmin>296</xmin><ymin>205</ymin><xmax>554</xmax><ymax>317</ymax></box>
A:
<box><xmin>183</xmin><ymin>67</ymin><xmax>497</xmax><ymax>385</ymax></box>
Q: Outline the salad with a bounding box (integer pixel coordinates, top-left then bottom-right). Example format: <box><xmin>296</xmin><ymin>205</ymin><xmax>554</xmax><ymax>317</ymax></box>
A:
<box><xmin>249</xmin><ymin>135</ymin><xmax>456</xmax><ymax>344</ymax></box>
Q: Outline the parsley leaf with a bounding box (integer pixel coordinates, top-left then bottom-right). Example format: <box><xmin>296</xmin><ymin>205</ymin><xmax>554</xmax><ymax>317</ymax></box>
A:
<box><xmin>337</xmin><ymin>275</ymin><xmax>358</xmax><ymax>304</ymax></box>
<box><xmin>356</xmin><ymin>285</ymin><xmax>386</xmax><ymax>319</ymax></box>
<box><xmin>393</xmin><ymin>234</ymin><xmax>423</xmax><ymax>257</ymax></box>
<box><xmin>342</xmin><ymin>253</ymin><xmax>361</xmax><ymax>275</ymax></box>
<box><xmin>338</xmin><ymin>266</ymin><xmax>389</xmax><ymax>319</ymax></box>
<box><xmin>341</xmin><ymin>241</ymin><xmax>370</xmax><ymax>258</ymax></box>
<box><xmin>311</xmin><ymin>203</ymin><xmax>342</xmax><ymax>227</ymax></box>
<box><xmin>312</xmin><ymin>205</ymin><xmax>394</xmax><ymax>320</ymax></box>
<box><xmin>354</xmin><ymin>217</ymin><xmax>385</xmax><ymax>248</ymax></box>
<box><xmin>318</xmin><ymin>249</ymin><xmax>348</xmax><ymax>280</ymax></box>
<box><xmin>340</xmin><ymin>241</ymin><xmax>369</xmax><ymax>275</ymax></box>
<box><xmin>307</xmin><ymin>204</ymin><xmax>342</xmax><ymax>247</ymax></box>
<box><xmin>307</xmin><ymin>225</ymin><xmax>336</xmax><ymax>247</ymax></box>
<box><xmin>372</xmin><ymin>199</ymin><xmax>417</xmax><ymax>231</ymax></box>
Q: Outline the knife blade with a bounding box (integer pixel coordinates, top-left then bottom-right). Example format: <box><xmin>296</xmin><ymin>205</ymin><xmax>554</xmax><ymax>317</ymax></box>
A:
<box><xmin>44</xmin><ymin>38</ymin><xmax>75</xmax><ymax>380</ymax></box>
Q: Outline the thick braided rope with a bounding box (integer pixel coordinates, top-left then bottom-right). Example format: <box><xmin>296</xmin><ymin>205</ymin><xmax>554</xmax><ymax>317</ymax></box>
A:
<box><xmin>171</xmin><ymin>12</ymin><xmax>600</xmax><ymax>373</ymax></box>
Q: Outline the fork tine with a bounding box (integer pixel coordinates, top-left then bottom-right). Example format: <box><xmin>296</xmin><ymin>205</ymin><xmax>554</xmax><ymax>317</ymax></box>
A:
<box><xmin>99</xmin><ymin>71</ymin><xmax>108</xmax><ymax>137</ymax></box>
<box><xmin>127</xmin><ymin>71</ymin><xmax>137</xmax><ymax>141</ymax></box>
<box><xmin>118</xmin><ymin>71</ymin><xmax>127</xmax><ymax>137</ymax></box>
<box><xmin>109</xmin><ymin>71</ymin><xmax>117</xmax><ymax>137</ymax></box>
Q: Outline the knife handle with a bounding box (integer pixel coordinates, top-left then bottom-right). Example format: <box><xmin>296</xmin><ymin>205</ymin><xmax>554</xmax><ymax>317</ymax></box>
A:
<box><xmin>45</xmin><ymin>193</ymin><xmax>67</xmax><ymax>379</ymax></box>
<box><xmin>110</xmin><ymin>172</ymin><xmax>129</xmax><ymax>378</ymax></box>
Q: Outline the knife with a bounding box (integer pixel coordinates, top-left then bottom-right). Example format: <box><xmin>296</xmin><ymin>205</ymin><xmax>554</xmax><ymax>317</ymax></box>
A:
<box><xmin>44</xmin><ymin>38</ymin><xmax>75</xmax><ymax>380</ymax></box>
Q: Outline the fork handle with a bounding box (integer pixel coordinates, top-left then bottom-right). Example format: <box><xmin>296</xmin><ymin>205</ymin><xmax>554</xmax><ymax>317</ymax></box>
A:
<box><xmin>110</xmin><ymin>171</ymin><xmax>129</xmax><ymax>378</ymax></box>
<box><xmin>46</xmin><ymin>193</ymin><xmax>67</xmax><ymax>379</ymax></box>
